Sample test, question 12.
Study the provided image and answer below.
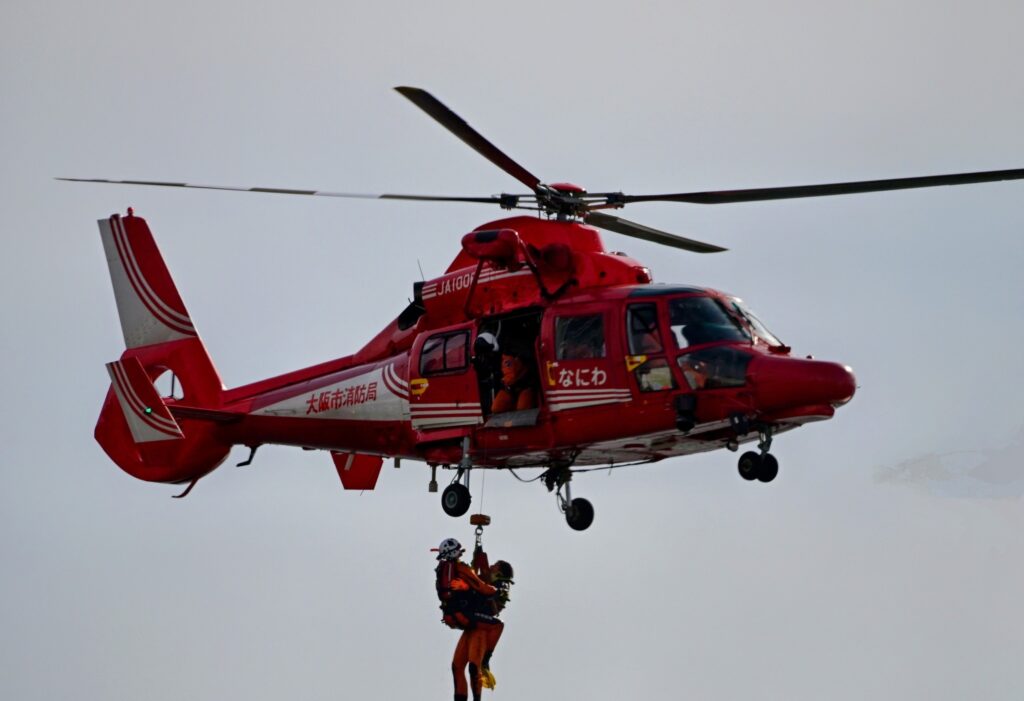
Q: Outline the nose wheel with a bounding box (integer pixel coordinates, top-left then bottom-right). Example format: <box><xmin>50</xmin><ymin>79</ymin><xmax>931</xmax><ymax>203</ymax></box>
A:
<box><xmin>737</xmin><ymin>428</ymin><xmax>779</xmax><ymax>483</ymax></box>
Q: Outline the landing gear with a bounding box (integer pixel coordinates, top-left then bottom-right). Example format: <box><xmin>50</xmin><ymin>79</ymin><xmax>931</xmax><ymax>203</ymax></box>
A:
<box><xmin>441</xmin><ymin>482</ymin><xmax>471</xmax><ymax>517</ymax></box>
<box><xmin>757</xmin><ymin>454</ymin><xmax>779</xmax><ymax>483</ymax></box>
<box><xmin>441</xmin><ymin>436</ymin><xmax>474</xmax><ymax>517</ymax></box>
<box><xmin>545</xmin><ymin>462</ymin><xmax>594</xmax><ymax>531</ymax></box>
<box><xmin>565</xmin><ymin>498</ymin><xmax>594</xmax><ymax>531</ymax></box>
<box><xmin>738</xmin><ymin>451</ymin><xmax>761</xmax><ymax>481</ymax></box>
<box><xmin>736</xmin><ymin>427</ymin><xmax>779</xmax><ymax>483</ymax></box>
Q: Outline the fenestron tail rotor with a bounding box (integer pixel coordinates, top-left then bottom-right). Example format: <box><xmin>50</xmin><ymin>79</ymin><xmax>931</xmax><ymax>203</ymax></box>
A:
<box><xmin>58</xmin><ymin>86</ymin><xmax>1024</xmax><ymax>255</ymax></box>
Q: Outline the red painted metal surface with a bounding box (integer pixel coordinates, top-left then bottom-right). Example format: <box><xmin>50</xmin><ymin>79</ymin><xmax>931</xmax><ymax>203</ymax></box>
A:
<box><xmin>333</xmin><ymin>452</ymin><xmax>385</xmax><ymax>490</ymax></box>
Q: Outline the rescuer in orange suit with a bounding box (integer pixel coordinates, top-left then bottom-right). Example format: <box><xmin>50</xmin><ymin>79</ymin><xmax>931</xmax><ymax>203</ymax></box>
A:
<box><xmin>434</xmin><ymin>538</ymin><xmax>513</xmax><ymax>701</ymax></box>
<box><xmin>490</xmin><ymin>351</ymin><xmax>537</xmax><ymax>413</ymax></box>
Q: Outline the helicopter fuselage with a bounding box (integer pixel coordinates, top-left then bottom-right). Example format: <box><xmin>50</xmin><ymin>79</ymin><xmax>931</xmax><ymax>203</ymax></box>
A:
<box><xmin>95</xmin><ymin>212</ymin><xmax>855</xmax><ymax>502</ymax></box>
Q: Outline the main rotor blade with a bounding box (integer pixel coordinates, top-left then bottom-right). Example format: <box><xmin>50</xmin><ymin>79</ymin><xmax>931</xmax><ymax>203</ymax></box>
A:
<box><xmin>394</xmin><ymin>86</ymin><xmax>542</xmax><ymax>191</ymax></box>
<box><xmin>619</xmin><ymin>167</ymin><xmax>1024</xmax><ymax>205</ymax></box>
<box><xmin>55</xmin><ymin>178</ymin><xmax>509</xmax><ymax>205</ymax></box>
<box><xmin>584</xmin><ymin>211</ymin><xmax>726</xmax><ymax>253</ymax></box>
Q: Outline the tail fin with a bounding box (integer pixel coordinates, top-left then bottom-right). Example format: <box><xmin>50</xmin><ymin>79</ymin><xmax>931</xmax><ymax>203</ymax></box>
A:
<box><xmin>99</xmin><ymin>210</ymin><xmax>198</xmax><ymax>348</ymax></box>
<box><xmin>95</xmin><ymin>211</ymin><xmax>230</xmax><ymax>484</ymax></box>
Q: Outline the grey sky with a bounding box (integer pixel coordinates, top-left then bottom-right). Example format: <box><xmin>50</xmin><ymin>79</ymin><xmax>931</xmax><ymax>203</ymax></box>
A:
<box><xmin>1</xmin><ymin>1</ymin><xmax>1022</xmax><ymax>699</ymax></box>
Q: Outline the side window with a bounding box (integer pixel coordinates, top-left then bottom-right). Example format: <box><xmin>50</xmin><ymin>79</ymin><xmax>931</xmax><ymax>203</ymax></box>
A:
<box><xmin>635</xmin><ymin>357</ymin><xmax>675</xmax><ymax>392</ymax></box>
<box><xmin>556</xmin><ymin>315</ymin><xmax>606</xmax><ymax>360</ymax></box>
<box><xmin>420</xmin><ymin>336</ymin><xmax>445</xmax><ymax>374</ymax></box>
<box><xmin>420</xmin><ymin>331</ymin><xmax>469</xmax><ymax>375</ymax></box>
<box><xmin>444</xmin><ymin>333</ymin><xmax>467</xmax><ymax>370</ymax></box>
<box><xmin>627</xmin><ymin>304</ymin><xmax>663</xmax><ymax>354</ymax></box>
<box><xmin>627</xmin><ymin>304</ymin><xmax>675</xmax><ymax>392</ymax></box>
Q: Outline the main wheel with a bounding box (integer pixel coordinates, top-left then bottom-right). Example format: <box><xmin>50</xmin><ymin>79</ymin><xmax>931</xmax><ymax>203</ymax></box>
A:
<box><xmin>565</xmin><ymin>498</ymin><xmax>594</xmax><ymax>531</ymax></box>
<box><xmin>441</xmin><ymin>483</ymin><xmax>471</xmax><ymax>517</ymax></box>
<box><xmin>738</xmin><ymin>451</ymin><xmax>761</xmax><ymax>481</ymax></box>
<box><xmin>757</xmin><ymin>454</ymin><xmax>779</xmax><ymax>483</ymax></box>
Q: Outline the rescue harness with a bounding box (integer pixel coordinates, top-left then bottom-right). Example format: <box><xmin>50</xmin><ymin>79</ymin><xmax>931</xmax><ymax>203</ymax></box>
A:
<box><xmin>435</xmin><ymin>514</ymin><xmax>512</xmax><ymax>629</ymax></box>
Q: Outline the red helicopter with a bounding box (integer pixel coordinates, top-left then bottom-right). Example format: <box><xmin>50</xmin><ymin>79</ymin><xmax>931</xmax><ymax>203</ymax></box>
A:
<box><xmin>67</xmin><ymin>87</ymin><xmax>1024</xmax><ymax>530</ymax></box>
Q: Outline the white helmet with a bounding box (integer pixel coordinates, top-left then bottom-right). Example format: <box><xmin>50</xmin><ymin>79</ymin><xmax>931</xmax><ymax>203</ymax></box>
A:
<box><xmin>433</xmin><ymin>537</ymin><xmax>464</xmax><ymax>561</ymax></box>
<box><xmin>475</xmin><ymin>332</ymin><xmax>499</xmax><ymax>353</ymax></box>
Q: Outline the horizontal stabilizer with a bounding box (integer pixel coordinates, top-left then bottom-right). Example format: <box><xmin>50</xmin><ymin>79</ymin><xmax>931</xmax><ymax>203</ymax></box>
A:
<box><xmin>106</xmin><ymin>357</ymin><xmax>184</xmax><ymax>443</ymax></box>
<box><xmin>331</xmin><ymin>452</ymin><xmax>384</xmax><ymax>490</ymax></box>
<box><xmin>168</xmin><ymin>405</ymin><xmax>245</xmax><ymax>424</ymax></box>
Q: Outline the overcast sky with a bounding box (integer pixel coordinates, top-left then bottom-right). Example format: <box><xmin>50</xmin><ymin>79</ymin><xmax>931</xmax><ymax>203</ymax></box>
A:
<box><xmin>1</xmin><ymin>1</ymin><xmax>1022</xmax><ymax>699</ymax></box>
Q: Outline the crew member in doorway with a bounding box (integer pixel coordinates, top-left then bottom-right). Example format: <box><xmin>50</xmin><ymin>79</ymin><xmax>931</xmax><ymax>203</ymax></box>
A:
<box><xmin>471</xmin><ymin>332</ymin><xmax>502</xmax><ymax>415</ymax></box>
<box><xmin>491</xmin><ymin>349</ymin><xmax>537</xmax><ymax>413</ymax></box>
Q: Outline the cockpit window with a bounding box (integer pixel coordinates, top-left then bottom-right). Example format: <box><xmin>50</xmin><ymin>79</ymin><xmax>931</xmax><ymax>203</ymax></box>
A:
<box><xmin>730</xmin><ymin>298</ymin><xmax>783</xmax><ymax>347</ymax></box>
<box><xmin>668</xmin><ymin>296</ymin><xmax>750</xmax><ymax>348</ymax></box>
<box><xmin>678</xmin><ymin>347</ymin><xmax>752</xmax><ymax>390</ymax></box>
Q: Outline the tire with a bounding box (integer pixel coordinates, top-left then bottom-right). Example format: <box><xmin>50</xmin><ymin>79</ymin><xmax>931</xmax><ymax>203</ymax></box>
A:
<box><xmin>738</xmin><ymin>451</ymin><xmax>761</xmax><ymax>481</ymax></box>
<box><xmin>757</xmin><ymin>454</ymin><xmax>779</xmax><ymax>483</ymax></box>
<box><xmin>441</xmin><ymin>483</ymin><xmax>471</xmax><ymax>517</ymax></box>
<box><xmin>565</xmin><ymin>498</ymin><xmax>595</xmax><ymax>531</ymax></box>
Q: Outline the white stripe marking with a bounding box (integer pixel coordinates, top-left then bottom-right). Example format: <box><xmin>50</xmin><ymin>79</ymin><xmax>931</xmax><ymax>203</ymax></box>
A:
<box><xmin>113</xmin><ymin>217</ymin><xmax>193</xmax><ymax>328</ymax></box>
<box><xmin>111</xmin><ymin>363</ymin><xmax>180</xmax><ymax>433</ymax></box>
<box><xmin>549</xmin><ymin>398</ymin><xmax>631</xmax><ymax>412</ymax></box>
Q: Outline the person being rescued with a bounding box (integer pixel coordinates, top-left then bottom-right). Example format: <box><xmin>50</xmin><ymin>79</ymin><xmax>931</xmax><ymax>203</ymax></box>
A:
<box><xmin>490</xmin><ymin>348</ymin><xmax>537</xmax><ymax>414</ymax></box>
<box><xmin>433</xmin><ymin>537</ymin><xmax>515</xmax><ymax>701</ymax></box>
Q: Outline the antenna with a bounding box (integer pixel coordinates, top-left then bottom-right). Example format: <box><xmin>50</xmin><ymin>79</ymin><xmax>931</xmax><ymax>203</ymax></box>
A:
<box><xmin>417</xmin><ymin>259</ymin><xmax>426</xmax><ymax>281</ymax></box>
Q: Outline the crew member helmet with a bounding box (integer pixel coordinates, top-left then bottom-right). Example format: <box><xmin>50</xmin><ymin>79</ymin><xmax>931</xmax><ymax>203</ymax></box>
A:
<box><xmin>433</xmin><ymin>537</ymin><xmax>464</xmax><ymax>561</ymax></box>
<box><xmin>474</xmin><ymin>332</ymin><xmax>499</xmax><ymax>354</ymax></box>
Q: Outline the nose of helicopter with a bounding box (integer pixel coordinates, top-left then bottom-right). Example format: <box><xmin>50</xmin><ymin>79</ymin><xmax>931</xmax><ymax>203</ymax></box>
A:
<box><xmin>829</xmin><ymin>363</ymin><xmax>857</xmax><ymax>406</ymax></box>
<box><xmin>748</xmin><ymin>355</ymin><xmax>857</xmax><ymax>410</ymax></box>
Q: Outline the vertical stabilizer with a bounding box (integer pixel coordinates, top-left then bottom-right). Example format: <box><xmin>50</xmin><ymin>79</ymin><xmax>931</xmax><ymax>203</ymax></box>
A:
<box><xmin>98</xmin><ymin>211</ymin><xmax>198</xmax><ymax>348</ymax></box>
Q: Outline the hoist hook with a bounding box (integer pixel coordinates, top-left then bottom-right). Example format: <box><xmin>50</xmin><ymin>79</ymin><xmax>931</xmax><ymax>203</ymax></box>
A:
<box><xmin>470</xmin><ymin>513</ymin><xmax>491</xmax><ymax>549</ymax></box>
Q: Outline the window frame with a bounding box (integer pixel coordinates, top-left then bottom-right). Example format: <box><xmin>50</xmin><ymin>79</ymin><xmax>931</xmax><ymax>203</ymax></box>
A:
<box><xmin>667</xmin><ymin>294</ymin><xmax>751</xmax><ymax>350</ymax></box>
<box><xmin>555</xmin><ymin>313</ymin><xmax>608</xmax><ymax>360</ymax></box>
<box><xmin>419</xmin><ymin>330</ymin><xmax>471</xmax><ymax>376</ymax></box>
<box><xmin>625</xmin><ymin>302</ymin><xmax>676</xmax><ymax>393</ymax></box>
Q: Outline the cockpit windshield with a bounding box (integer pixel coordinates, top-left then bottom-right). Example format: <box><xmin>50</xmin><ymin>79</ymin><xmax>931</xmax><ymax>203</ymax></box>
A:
<box><xmin>730</xmin><ymin>298</ymin><xmax>783</xmax><ymax>347</ymax></box>
<box><xmin>668</xmin><ymin>296</ymin><xmax>750</xmax><ymax>348</ymax></box>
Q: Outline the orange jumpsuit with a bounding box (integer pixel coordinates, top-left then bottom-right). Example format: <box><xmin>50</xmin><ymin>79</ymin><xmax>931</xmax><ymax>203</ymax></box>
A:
<box><xmin>491</xmin><ymin>354</ymin><xmax>536</xmax><ymax>413</ymax></box>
